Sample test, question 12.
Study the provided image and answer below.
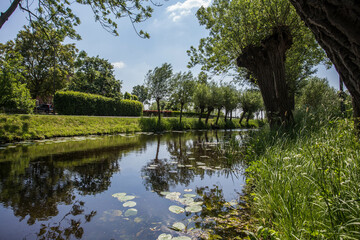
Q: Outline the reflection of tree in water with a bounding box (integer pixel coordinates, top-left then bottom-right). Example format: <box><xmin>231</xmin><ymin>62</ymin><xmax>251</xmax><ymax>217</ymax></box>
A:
<box><xmin>37</xmin><ymin>201</ymin><xmax>96</xmax><ymax>240</ymax></box>
<box><xmin>141</xmin><ymin>136</ymin><xmax>196</xmax><ymax>193</ymax></box>
<box><xmin>0</xmin><ymin>145</ymin><xmax>125</xmax><ymax>226</ymax></box>
<box><xmin>141</xmin><ymin>131</ymin><xmax>244</xmax><ymax>194</ymax></box>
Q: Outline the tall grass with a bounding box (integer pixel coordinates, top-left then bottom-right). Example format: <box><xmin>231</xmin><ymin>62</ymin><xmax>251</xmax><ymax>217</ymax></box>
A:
<box><xmin>245</xmin><ymin>114</ymin><xmax>360</xmax><ymax>239</ymax></box>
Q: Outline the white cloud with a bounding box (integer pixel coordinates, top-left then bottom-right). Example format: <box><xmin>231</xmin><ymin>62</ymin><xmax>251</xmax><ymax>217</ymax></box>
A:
<box><xmin>166</xmin><ymin>0</ymin><xmax>211</xmax><ymax>22</ymax></box>
<box><xmin>112</xmin><ymin>61</ymin><xmax>126</xmax><ymax>69</ymax></box>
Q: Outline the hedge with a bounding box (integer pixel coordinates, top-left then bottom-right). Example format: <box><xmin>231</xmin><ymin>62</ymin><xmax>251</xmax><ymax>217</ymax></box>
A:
<box><xmin>54</xmin><ymin>91</ymin><xmax>143</xmax><ymax>116</ymax></box>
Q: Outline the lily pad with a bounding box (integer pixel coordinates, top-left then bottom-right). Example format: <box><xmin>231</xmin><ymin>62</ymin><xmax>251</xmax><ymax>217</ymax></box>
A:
<box><xmin>185</xmin><ymin>165</ymin><xmax>193</xmax><ymax>167</ymax></box>
<box><xmin>172</xmin><ymin>222</ymin><xmax>186</xmax><ymax>231</ymax></box>
<box><xmin>196</xmin><ymin>162</ymin><xmax>206</xmax><ymax>165</ymax></box>
<box><xmin>124</xmin><ymin>208</ymin><xmax>138</xmax><ymax>217</ymax></box>
<box><xmin>157</xmin><ymin>233</ymin><xmax>173</xmax><ymax>240</ymax></box>
<box><xmin>112</xmin><ymin>193</ymin><xmax>127</xmax><ymax>198</ymax></box>
<box><xmin>184</xmin><ymin>189</ymin><xmax>192</xmax><ymax>192</ymax></box>
<box><xmin>185</xmin><ymin>205</ymin><xmax>202</xmax><ymax>213</ymax></box>
<box><xmin>169</xmin><ymin>205</ymin><xmax>185</xmax><ymax>214</ymax></box>
<box><xmin>188</xmin><ymin>158</ymin><xmax>195</xmax><ymax>160</ymax></box>
<box><xmin>172</xmin><ymin>237</ymin><xmax>191</xmax><ymax>240</ymax></box>
<box><xmin>134</xmin><ymin>217</ymin><xmax>143</xmax><ymax>223</ymax></box>
<box><xmin>165</xmin><ymin>192</ymin><xmax>181</xmax><ymax>201</ymax></box>
<box><xmin>188</xmin><ymin>201</ymin><xmax>203</xmax><ymax>206</ymax></box>
<box><xmin>178</xmin><ymin>197</ymin><xmax>194</xmax><ymax>206</ymax></box>
<box><xmin>160</xmin><ymin>191</ymin><xmax>171</xmax><ymax>196</ymax></box>
<box><xmin>123</xmin><ymin>201</ymin><xmax>137</xmax><ymax>207</ymax></box>
<box><xmin>117</xmin><ymin>195</ymin><xmax>136</xmax><ymax>202</ymax></box>
<box><xmin>183</xmin><ymin>194</ymin><xmax>196</xmax><ymax>198</ymax></box>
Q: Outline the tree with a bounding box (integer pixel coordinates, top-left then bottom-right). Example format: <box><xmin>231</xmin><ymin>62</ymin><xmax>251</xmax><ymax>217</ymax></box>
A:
<box><xmin>0</xmin><ymin>48</ymin><xmax>35</xmax><ymax>113</ymax></box>
<box><xmin>169</xmin><ymin>71</ymin><xmax>195</xmax><ymax>123</ymax></box>
<box><xmin>188</xmin><ymin>0</ymin><xmax>326</xmax><ymax>128</ymax></box>
<box><xmin>297</xmin><ymin>77</ymin><xmax>340</xmax><ymax>116</ymax></box>
<box><xmin>0</xmin><ymin>23</ymin><xmax>77</xmax><ymax>100</ymax></box>
<box><xmin>205</xmin><ymin>82</ymin><xmax>223</xmax><ymax>125</ymax></box>
<box><xmin>132</xmin><ymin>85</ymin><xmax>149</xmax><ymax>104</ymax></box>
<box><xmin>288</xmin><ymin>1</ymin><xmax>360</xmax><ymax>131</ymax></box>
<box><xmin>239</xmin><ymin>90</ymin><xmax>263</xmax><ymax>125</ymax></box>
<box><xmin>68</xmin><ymin>51</ymin><xmax>122</xmax><ymax>98</ymax></box>
<box><xmin>222</xmin><ymin>84</ymin><xmax>238</xmax><ymax>122</ymax></box>
<box><xmin>193</xmin><ymin>83</ymin><xmax>210</xmax><ymax>123</ymax></box>
<box><xmin>0</xmin><ymin>0</ymin><xmax>155</xmax><ymax>38</ymax></box>
<box><xmin>145</xmin><ymin>63</ymin><xmax>173</xmax><ymax>124</ymax></box>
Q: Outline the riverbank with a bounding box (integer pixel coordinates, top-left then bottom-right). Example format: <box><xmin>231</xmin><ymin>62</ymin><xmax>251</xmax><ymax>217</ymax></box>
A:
<box><xmin>244</xmin><ymin>117</ymin><xmax>360</xmax><ymax>239</ymax></box>
<box><xmin>0</xmin><ymin>114</ymin><xmax>261</xmax><ymax>143</ymax></box>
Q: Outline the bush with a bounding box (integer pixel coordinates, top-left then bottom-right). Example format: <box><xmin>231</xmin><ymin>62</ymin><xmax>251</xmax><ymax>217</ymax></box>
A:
<box><xmin>54</xmin><ymin>91</ymin><xmax>143</xmax><ymax>116</ymax></box>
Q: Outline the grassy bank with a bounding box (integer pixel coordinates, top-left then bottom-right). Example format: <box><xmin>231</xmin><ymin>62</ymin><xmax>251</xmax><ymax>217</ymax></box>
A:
<box><xmin>245</xmin><ymin>117</ymin><xmax>360</xmax><ymax>239</ymax></box>
<box><xmin>0</xmin><ymin>114</ymin><xmax>261</xmax><ymax>143</ymax></box>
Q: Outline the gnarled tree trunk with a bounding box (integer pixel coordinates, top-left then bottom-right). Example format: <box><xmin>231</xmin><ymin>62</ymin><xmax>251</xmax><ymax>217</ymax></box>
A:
<box><xmin>289</xmin><ymin>0</ymin><xmax>360</xmax><ymax>131</ymax></box>
<box><xmin>237</xmin><ymin>26</ymin><xmax>293</xmax><ymax>128</ymax></box>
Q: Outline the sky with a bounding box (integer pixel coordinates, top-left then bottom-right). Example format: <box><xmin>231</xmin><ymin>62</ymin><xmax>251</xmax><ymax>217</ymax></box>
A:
<box><xmin>0</xmin><ymin>0</ymin><xmax>340</xmax><ymax>93</ymax></box>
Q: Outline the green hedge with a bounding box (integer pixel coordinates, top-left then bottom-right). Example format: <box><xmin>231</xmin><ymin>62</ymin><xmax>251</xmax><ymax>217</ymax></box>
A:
<box><xmin>54</xmin><ymin>91</ymin><xmax>143</xmax><ymax>116</ymax></box>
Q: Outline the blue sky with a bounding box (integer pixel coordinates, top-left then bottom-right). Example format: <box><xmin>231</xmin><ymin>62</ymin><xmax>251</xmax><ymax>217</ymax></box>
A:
<box><xmin>0</xmin><ymin>0</ymin><xmax>339</xmax><ymax>93</ymax></box>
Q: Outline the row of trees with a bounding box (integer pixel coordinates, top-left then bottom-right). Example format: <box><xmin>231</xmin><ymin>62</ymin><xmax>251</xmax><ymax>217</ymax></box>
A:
<box><xmin>0</xmin><ymin>22</ymin><xmax>124</xmax><ymax>113</ymax></box>
<box><xmin>132</xmin><ymin>63</ymin><xmax>264</xmax><ymax>126</ymax></box>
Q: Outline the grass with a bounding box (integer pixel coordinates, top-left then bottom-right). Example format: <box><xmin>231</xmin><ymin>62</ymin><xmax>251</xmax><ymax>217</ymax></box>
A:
<box><xmin>0</xmin><ymin>114</ymin><xmax>262</xmax><ymax>143</ymax></box>
<box><xmin>244</xmin><ymin>114</ymin><xmax>360</xmax><ymax>239</ymax></box>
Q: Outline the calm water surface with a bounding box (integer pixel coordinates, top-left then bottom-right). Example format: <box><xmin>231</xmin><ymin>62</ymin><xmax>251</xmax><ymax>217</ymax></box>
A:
<box><xmin>0</xmin><ymin>130</ymin><xmax>247</xmax><ymax>240</ymax></box>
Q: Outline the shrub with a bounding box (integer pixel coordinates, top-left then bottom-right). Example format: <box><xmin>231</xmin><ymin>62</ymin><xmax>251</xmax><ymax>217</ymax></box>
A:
<box><xmin>54</xmin><ymin>91</ymin><xmax>142</xmax><ymax>116</ymax></box>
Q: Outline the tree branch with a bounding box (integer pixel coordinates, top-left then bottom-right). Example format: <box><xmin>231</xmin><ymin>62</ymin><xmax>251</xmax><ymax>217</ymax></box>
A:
<box><xmin>0</xmin><ymin>0</ymin><xmax>21</xmax><ymax>29</ymax></box>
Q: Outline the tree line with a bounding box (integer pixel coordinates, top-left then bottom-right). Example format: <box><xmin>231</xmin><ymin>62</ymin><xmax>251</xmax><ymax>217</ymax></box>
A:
<box><xmin>0</xmin><ymin>21</ymin><xmax>124</xmax><ymax>113</ymax></box>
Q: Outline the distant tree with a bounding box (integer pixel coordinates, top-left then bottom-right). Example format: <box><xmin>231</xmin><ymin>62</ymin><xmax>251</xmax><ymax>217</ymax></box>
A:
<box><xmin>211</xmin><ymin>84</ymin><xmax>225</xmax><ymax>125</ymax></box>
<box><xmin>222</xmin><ymin>84</ymin><xmax>238</xmax><ymax>122</ymax></box>
<box><xmin>170</xmin><ymin>71</ymin><xmax>196</xmax><ymax>123</ymax></box>
<box><xmin>193</xmin><ymin>83</ymin><xmax>210</xmax><ymax>122</ymax></box>
<box><xmin>0</xmin><ymin>0</ymin><xmax>155</xmax><ymax>39</ymax></box>
<box><xmin>0</xmin><ymin>22</ymin><xmax>77</xmax><ymax>100</ymax></box>
<box><xmin>0</xmin><ymin>48</ymin><xmax>35</xmax><ymax>113</ymax></box>
<box><xmin>145</xmin><ymin>63</ymin><xmax>173</xmax><ymax>124</ymax></box>
<box><xmin>205</xmin><ymin>82</ymin><xmax>223</xmax><ymax>125</ymax></box>
<box><xmin>132</xmin><ymin>85</ymin><xmax>149</xmax><ymax>104</ymax></box>
<box><xmin>124</xmin><ymin>92</ymin><xmax>132</xmax><ymax>100</ymax></box>
<box><xmin>239</xmin><ymin>90</ymin><xmax>263</xmax><ymax>125</ymax></box>
<box><xmin>68</xmin><ymin>51</ymin><xmax>122</xmax><ymax>98</ymax></box>
<box><xmin>132</xmin><ymin>95</ymin><xmax>138</xmax><ymax>101</ymax></box>
<box><xmin>297</xmin><ymin>77</ymin><xmax>339</xmax><ymax>116</ymax></box>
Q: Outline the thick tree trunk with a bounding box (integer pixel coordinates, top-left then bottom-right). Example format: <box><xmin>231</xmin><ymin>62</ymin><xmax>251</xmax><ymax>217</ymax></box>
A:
<box><xmin>289</xmin><ymin>0</ymin><xmax>360</xmax><ymax>131</ymax></box>
<box><xmin>230</xmin><ymin>111</ymin><xmax>233</xmax><ymax>121</ymax></box>
<box><xmin>0</xmin><ymin>0</ymin><xmax>21</xmax><ymax>29</ymax></box>
<box><xmin>237</xmin><ymin>26</ymin><xmax>294</xmax><ymax>128</ymax></box>
<box><xmin>224</xmin><ymin>110</ymin><xmax>228</xmax><ymax>122</ymax></box>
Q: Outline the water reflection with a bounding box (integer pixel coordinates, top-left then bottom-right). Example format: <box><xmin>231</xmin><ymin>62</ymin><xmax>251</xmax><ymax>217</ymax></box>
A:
<box><xmin>0</xmin><ymin>130</ymin><xmax>247</xmax><ymax>239</ymax></box>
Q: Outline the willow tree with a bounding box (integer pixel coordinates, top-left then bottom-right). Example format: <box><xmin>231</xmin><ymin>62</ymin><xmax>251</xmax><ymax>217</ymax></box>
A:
<box><xmin>289</xmin><ymin>0</ymin><xmax>360</xmax><ymax>130</ymax></box>
<box><xmin>169</xmin><ymin>71</ymin><xmax>195</xmax><ymax>123</ymax></box>
<box><xmin>188</xmin><ymin>0</ymin><xmax>326</xmax><ymax>127</ymax></box>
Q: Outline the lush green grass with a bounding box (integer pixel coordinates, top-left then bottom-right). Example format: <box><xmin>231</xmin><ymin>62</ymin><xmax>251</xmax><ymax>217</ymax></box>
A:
<box><xmin>244</xmin><ymin>116</ymin><xmax>360</xmax><ymax>239</ymax></box>
<box><xmin>0</xmin><ymin>114</ymin><xmax>141</xmax><ymax>142</ymax></box>
<box><xmin>0</xmin><ymin>114</ymin><xmax>262</xmax><ymax>143</ymax></box>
